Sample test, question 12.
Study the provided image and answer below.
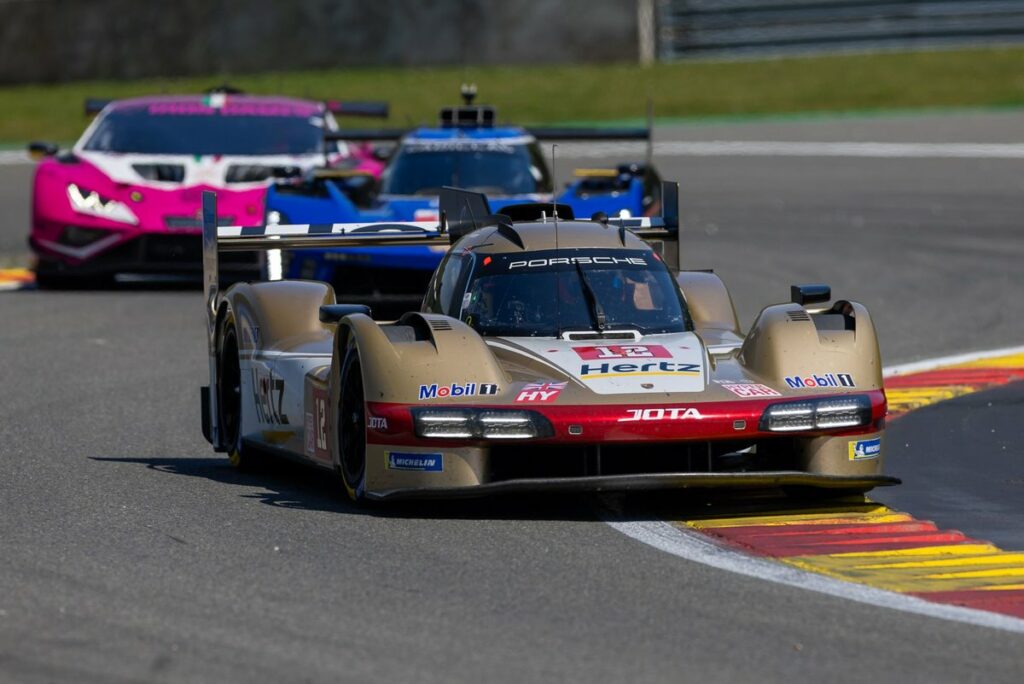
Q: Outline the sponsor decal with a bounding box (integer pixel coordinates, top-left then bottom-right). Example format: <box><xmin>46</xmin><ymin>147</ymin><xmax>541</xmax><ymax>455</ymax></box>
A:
<box><xmin>579</xmin><ymin>361</ymin><xmax>701</xmax><ymax>378</ymax></box>
<box><xmin>515</xmin><ymin>381</ymin><xmax>568</xmax><ymax>403</ymax></box>
<box><xmin>304</xmin><ymin>412</ymin><xmax>315</xmax><ymax>457</ymax></box>
<box><xmin>387</xmin><ymin>452</ymin><xmax>443</xmax><ymax>472</ymax></box>
<box><xmin>619</xmin><ymin>407</ymin><xmax>704</xmax><ymax>422</ymax></box>
<box><xmin>418</xmin><ymin>382</ymin><xmax>498</xmax><ymax>400</ymax></box>
<box><xmin>311</xmin><ymin>387</ymin><xmax>330</xmax><ymax>462</ymax></box>
<box><xmin>573</xmin><ymin>344</ymin><xmax>671</xmax><ymax>360</ymax></box>
<box><xmin>509</xmin><ymin>256</ymin><xmax>647</xmax><ymax>270</ymax></box>
<box><xmin>406</xmin><ymin>141</ymin><xmax>514</xmax><ymax>154</ymax></box>
<box><xmin>784</xmin><ymin>373</ymin><xmax>855</xmax><ymax>389</ymax></box>
<box><xmin>719</xmin><ymin>383</ymin><xmax>782</xmax><ymax>398</ymax></box>
<box><xmin>368</xmin><ymin>415</ymin><xmax>389</xmax><ymax>430</ymax></box>
<box><xmin>849</xmin><ymin>437</ymin><xmax>881</xmax><ymax>461</ymax></box>
<box><xmin>251</xmin><ymin>368</ymin><xmax>289</xmax><ymax>425</ymax></box>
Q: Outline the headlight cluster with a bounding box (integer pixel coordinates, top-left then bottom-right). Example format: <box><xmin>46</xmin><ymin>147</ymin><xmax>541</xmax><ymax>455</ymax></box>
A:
<box><xmin>66</xmin><ymin>184</ymin><xmax>138</xmax><ymax>225</ymax></box>
<box><xmin>412</xmin><ymin>408</ymin><xmax>554</xmax><ymax>440</ymax></box>
<box><xmin>759</xmin><ymin>395</ymin><xmax>872</xmax><ymax>433</ymax></box>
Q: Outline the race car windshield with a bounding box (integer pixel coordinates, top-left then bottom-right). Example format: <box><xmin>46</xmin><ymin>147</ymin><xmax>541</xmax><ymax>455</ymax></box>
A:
<box><xmin>459</xmin><ymin>249</ymin><xmax>692</xmax><ymax>338</ymax></box>
<box><xmin>82</xmin><ymin>105</ymin><xmax>326</xmax><ymax>156</ymax></box>
<box><xmin>380</xmin><ymin>141</ymin><xmax>552</xmax><ymax>195</ymax></box>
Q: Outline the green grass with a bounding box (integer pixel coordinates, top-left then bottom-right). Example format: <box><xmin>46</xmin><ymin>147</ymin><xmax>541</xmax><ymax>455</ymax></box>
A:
<box><xmin>3</xmin><ymin>45</ymin><xmax>1024</xmax><ymax>142</ymax></box>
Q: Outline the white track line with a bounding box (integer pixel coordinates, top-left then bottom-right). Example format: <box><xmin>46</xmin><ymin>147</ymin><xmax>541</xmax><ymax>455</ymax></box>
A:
<box><xmin>605</xmin><ymin>344</ymin><xmax>1024</xmax><ymax>633</ymax></box>
<box><xmin>884</xmin><ymin>344</ymin><xmax>1024</xmax><ymax>377</ymax></box>
<box><xmin>560</xmin><ymin>140</ymin><xmax>1024</xmax><ymax>159</ymax></box>
<box><xmin>5</xmin><ymin>141</ymin><xmax>1024</xmax><ymax>166</ymax></box>
<box><xmin>0</xmin><ymin>150</ymin><xmax>30</xmax><ymax>165</ymax></box>
<box><xmin>605</xmin><ymin>517</ymin><xmax>1024</xmax><ymax>634</ymax></box>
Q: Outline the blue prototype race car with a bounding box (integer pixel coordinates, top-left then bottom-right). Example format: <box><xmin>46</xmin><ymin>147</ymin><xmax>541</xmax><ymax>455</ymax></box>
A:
<box><xmin>265</xmin><ymin>86</ymin><xmax>662</xmax><ymax>314</ymax></box>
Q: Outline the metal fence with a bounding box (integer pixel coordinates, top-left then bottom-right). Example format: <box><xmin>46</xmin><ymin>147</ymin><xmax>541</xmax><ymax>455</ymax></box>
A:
<box><xmin>657</xmin><ymin>0</ymin><xmax>1024</xmax><ymax>59</ymax></box>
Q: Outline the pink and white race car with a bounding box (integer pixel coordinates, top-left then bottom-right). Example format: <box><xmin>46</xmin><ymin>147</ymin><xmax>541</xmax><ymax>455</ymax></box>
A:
<box><xmin>28</xmin><ymin>91</ymin><xmax>386</xmax><ymax>287</ymax></box>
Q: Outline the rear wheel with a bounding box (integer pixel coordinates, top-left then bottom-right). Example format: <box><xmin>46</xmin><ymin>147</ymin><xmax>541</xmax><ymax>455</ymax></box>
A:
<box><xmin>218</xmin><ymin>317</ymin><xmax>261</xmax><ymax>469</ymax></box>
<box><xmin>337</xmin><ymin>343</ymin><xmax>367</xmax><ymax>501</ymax></box>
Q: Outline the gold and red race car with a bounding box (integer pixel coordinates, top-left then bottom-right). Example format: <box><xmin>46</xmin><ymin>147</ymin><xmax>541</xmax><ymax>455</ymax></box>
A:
<box><xmin>200</xmin><ymin>183</ymin><xmax>896</xmax><ymax>501</ymax></box>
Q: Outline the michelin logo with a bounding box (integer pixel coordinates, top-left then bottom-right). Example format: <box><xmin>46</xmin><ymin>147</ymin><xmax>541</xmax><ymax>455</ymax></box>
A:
<box><xmin>387</xmin><ymin>452</ymin><xmax>443</xmax><ymax>472</ymax></box>
<box><xmin>848</xmin><ymin>438</ymin><xmax>881</xmax><ymax>461</ymax></box>
<box><xmin>784</xmin><ymin>373</ymin><xmax>855</xmax><ymax>389</ymax></box>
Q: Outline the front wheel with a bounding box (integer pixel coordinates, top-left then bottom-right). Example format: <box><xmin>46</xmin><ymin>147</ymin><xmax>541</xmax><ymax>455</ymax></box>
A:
<box><xmin>336</xmin><ymin>342</ymin><xmax>367</xmax><ymax>501</ymax></box>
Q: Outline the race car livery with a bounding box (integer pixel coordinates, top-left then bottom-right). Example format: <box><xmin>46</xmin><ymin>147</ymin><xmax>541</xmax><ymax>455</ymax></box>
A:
<box><xmin>27</xmin><ymin>91</ymin><xmax>386</xmax><ymax>286</ymax></box>
<box><xmin>200</xmin><ymin>183</ymin><xmax>897</xmax><ymax>501</ymax></box>
<box><xmin>265</xmin><ymin>88</ymin><xmax>661</xmax><ymax>313</ymax></box>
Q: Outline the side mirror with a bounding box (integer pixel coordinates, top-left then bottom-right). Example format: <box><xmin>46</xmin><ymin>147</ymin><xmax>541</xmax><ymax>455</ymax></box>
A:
<box><xmin>371</xmin><ymin>143</ymin><xmax>396</xmax><ymax>162</ymax></box>
<box><xmin>791</xmin><ymin>283</ymin><xmax>831</xmax><ymax>305</ymax></box>
<box><xmin>27</xmin><ymin>141</ymin><xmax>59</xmax><ymax>161</ymax></box>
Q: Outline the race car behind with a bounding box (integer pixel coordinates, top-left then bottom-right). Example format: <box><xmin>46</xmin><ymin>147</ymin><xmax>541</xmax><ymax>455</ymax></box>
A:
<box><xmin>27</xmin><ymin>89</ymin><xmax>386</xmax><ymax>287</ymax></box>
<box><xmin>264</xmin><ymin>86</ymin><xmax>661</xmax><ymax>314</ymax></box>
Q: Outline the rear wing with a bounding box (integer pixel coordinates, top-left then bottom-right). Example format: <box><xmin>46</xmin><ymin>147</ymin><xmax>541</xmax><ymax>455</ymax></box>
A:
<box><xmin>324</xmin><ymin>101</ymin><xmax>389</xmax><ymax>118</ymax></box>
<box><xmin>324</xmin><ymin>128</ymin><xmax>407</xmax><ymax>143</ymax></box>
<box><xmin>85</xmin><ymin>97</ymin><xmax>389</xmax><ymax>118</ymax></box>
<box><xmin>85</xmin><ymin>98</ymin><xmax>112</xmax><ymax>116</ymax></box>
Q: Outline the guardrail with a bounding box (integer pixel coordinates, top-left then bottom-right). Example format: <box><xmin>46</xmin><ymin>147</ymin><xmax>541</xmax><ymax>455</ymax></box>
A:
<box><xmin>657</xmin><ymin>0</ymin><xmax>1024</xmax><ymax>59</ymax></box>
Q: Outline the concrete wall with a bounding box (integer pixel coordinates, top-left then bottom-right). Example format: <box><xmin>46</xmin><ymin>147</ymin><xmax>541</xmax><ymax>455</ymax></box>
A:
<box><xmin>0</xmin><ymin>0</ymin><xmax>639</xmax><ymax>84</ymax></box>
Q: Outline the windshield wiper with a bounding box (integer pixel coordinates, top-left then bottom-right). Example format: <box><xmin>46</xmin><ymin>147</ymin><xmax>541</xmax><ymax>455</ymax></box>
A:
<box><xmin>575</xmin><ymin>262</ymin><xmax>607</xmax><ymax>332</ymax></box>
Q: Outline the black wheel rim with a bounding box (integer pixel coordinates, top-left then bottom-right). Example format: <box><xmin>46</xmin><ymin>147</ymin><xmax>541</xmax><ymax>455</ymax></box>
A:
<box><xmin>339</xmin><ymin>357</ymin><xmax>366</xmax><ymax>488</ymax></box>
<box><xmin>219</xmin><ymin>328</ymin><xmax>242</xmax><ymax>451</ymax></box>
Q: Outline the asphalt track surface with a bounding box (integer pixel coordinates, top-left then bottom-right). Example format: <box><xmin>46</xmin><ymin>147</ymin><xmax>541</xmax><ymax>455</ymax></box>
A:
<box><xmin>1</xmin><ymin>112</ymin><xmax>1023</xmax><ymax>682</ymax></box>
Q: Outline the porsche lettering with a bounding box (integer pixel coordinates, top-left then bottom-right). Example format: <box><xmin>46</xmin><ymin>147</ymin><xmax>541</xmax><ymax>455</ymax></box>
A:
<box><xmin>508</xmin><ymin>256</ymin><xmax>646</xmax><ymax>269</ymax></box>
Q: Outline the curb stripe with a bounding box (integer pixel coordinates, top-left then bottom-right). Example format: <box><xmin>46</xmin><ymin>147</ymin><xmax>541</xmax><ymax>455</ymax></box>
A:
<box><xmin>884</xmin><ymin>350</ymin><xmax>1024</xmax><ymax>418</ymax></box>
<box><xmin>0</xmin><ymin>268</ymin><xmax>34</xmax><ymax>291</ymax></box>
<box><xmin>606</xmin><ymin>346</ymin><xmax>1024</xmax><ymax>631</ymax></box>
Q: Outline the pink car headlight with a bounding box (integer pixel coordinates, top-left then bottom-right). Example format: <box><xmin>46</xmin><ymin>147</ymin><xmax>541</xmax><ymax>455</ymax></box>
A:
<box><xmin>66</xmin><ymin>183</ymin><xmax>138</xmax><ymax>225</ymax></box>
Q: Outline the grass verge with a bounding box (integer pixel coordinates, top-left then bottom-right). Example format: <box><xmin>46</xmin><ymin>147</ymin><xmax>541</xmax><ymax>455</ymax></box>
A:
<box><xmin>1</xmin><ymin>46</ymin><xmax>1023</xmax><ymax>142</ymax></box>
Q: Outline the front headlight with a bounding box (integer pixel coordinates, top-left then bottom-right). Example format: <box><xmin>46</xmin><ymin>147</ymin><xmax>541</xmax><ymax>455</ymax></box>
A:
<box><xmin>759</xmin><ymin>395</ymin><xmax>872</xmax><ymax>433</ymax></box>
<box><xmin>412</xmin><ymin>408</ymin><xmax>554</xmax><ymax>440</ymax></box>
<box><xmin>66</xmin><ymin>184</ymin><xmax>138</xmax><ymax>225</ymax></box>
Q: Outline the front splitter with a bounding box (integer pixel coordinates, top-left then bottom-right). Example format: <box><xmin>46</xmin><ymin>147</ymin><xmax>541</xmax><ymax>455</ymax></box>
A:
<box><xmin>367</xmin><ymin>471</ymin><xmax>900</xmax><ymax>501</ymax></box>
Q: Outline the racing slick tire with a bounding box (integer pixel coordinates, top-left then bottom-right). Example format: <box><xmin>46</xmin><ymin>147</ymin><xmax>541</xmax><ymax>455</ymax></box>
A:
<box><xmin>335</xmin><ymin>340</ymin><xmax>367</xmax><ymax>502</ymax></box>
<box><xmin>218</xmin><ymin>314</ymin><xmax>263</xmax><ymax>470</ymax></box>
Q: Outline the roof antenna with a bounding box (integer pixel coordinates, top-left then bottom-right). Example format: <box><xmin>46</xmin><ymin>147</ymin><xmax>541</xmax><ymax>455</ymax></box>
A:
<box><xmin>550</xmin><ymin>143</ymin><xmax>560</xmax><ymax>251</ymax></box>
<box><xmin>550</xmin><ymin>144</ymin><xmax>559</xmax><ymax>224</ymax></box>
<box><xmin>551</xmin><ymin>143</ymin><xmax>561</xmax><ymax>337</ymax></box>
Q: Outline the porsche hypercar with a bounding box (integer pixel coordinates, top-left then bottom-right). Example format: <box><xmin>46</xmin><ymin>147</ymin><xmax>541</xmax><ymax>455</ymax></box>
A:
<box><xmin>200</xmin><ymin>184</ymin><xmax>896</xmax><ymax>501</ymax></box>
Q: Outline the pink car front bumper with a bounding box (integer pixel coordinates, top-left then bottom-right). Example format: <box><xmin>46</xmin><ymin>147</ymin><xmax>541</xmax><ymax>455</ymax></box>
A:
<box><xmin>30</xmin><ymin>157</ymin><xmax>268</xmax><ymax>279</ymax></box>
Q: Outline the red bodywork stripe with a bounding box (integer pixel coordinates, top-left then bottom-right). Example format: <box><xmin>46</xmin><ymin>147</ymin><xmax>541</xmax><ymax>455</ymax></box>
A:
<box><xmin>365</xmin><ymin>390</ymin><xmax>885</xmax><ymax>447</ymax></box>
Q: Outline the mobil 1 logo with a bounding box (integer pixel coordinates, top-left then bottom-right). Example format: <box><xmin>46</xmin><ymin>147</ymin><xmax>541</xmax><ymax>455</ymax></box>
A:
<box><xmin>784</xmin><ymin>373</ymin><xmax>855</xmax><ymax>390</ymax></box>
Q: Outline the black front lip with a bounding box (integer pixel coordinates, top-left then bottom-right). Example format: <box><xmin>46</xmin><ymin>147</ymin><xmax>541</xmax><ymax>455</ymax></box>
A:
<box><xmin>367</xmin><ymin>472</ymin><xmax>901</xmax><ymax>500</ymax></box>
<box><xmin>33</xmin><ymin>233</ymin><xmax>260</xmax><ymax>276</ymax></box>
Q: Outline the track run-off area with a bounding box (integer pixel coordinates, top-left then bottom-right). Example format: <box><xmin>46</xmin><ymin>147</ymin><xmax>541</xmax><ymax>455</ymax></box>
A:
<box><xmin>1</xmin><ymin>111</ymin><xmax>1023</xmax><ymax>682</ymax></box>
